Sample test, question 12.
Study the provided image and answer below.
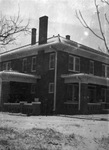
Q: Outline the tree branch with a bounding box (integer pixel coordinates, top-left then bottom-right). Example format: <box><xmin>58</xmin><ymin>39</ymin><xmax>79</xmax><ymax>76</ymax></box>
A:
<box><xmin>0</xmin><ymin>9</ymin><xmax>30</xmax><ymax>46</ymax></box>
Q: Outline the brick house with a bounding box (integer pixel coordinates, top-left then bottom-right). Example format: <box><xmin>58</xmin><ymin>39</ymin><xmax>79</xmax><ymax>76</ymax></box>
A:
<box><xmin>0</xmin><ymin>16</ymin><xmax>109</xmax><ymax>115</ymax></box>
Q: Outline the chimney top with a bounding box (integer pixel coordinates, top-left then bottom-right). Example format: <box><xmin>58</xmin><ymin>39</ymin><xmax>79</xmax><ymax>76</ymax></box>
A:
<box><xmin>31</xmin><ymin>28</ymin><xmax>36</xmax><ymax>45</ymax></box>
<box><xmin>66</xmin><ymin>35</ymin><xmax>70</xmax><ymax>40</ymax></box>
<box><xmin>39</xmin><ymin>16</ymin><xmax>48</xmax><ymax>45</ymax></box>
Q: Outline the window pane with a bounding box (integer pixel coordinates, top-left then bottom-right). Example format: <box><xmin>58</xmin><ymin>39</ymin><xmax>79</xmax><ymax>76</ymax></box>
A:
<box><xmin>89</xmin><ymin>61</ymin><xmax>94</xmax><ymax>74</ymax></box>
<box><xmin>3</xmin><ymin>63</ymin><xmax>6</xmax><ymax>70</ymax></box>
<box><xmin>102</xmin><ymin>64</ymin><xmax>105</xmax><ymax>77</ymax></box>
<box><xmin>49</xmin><ymin>83</ymin><xmax>54</xmax><ymax>93</ymax></box>
<box><xmin>68</xmin><ymin>56</ymin><xmax>74</xmax><ymax>71</ymax></box>
<box><xmin>7</xmin><ymin>62</ymin><xmax>11</xmax><ymax>70</ymax></box>
<box><xmin>49</xmin><ymin>53</ymin><xmax>55</xmax><ymax>69</ymax></box>
<box><xmin>107</xmin><ymin>66</ymin><xmax>109</xmax><ymax>78</ymax></box>
<box><xmin>75</xmin><ymin>57</ymin><xmax>80</xmax><ymax>72</ymax></box>
<box><xmin>22</xmin><ymin>58</ymin><xmax>27</xmax><ymax>72</ymax></box>
<box><xmin>31</xmin><ymin>57</ymin><xmax>36</xmax><ymax>71</ymax></box>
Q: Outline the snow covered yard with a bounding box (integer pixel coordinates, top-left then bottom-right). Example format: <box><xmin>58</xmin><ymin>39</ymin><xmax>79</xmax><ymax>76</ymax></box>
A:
<box><xmin>0</xmin><ymin>112</ymin><xmax>109</xmax><ymax>150</ymax></box>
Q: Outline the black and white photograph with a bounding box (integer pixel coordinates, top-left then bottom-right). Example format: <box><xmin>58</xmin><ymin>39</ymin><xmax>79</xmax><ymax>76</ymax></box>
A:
<box><xmin>0</xmin><ymin>0</ymin><xmax>109</xmax><ymax>149</ymax></box>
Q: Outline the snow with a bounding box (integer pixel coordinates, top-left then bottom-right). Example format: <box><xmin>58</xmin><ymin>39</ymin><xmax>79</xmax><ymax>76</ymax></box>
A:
<box><xmin>0</xmin><ymin>112</ymin><xmax>109</xmax><ymax>150</ymax></box>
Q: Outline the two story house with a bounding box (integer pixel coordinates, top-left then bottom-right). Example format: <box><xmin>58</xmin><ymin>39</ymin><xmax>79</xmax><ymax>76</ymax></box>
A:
<box><xmin>0</xmin><ymin>16</ymin><xmax>109</xmax><ymax>115</ymax></box>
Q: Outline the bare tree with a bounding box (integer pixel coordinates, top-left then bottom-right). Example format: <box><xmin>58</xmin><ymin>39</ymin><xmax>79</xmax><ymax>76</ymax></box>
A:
<box><xmin>76</xmin><ymin>0</ymin><xmax>109</xmax><ymax>53</ymax></box>
<box><xmin>0</xmin><ymin>10</ymin><xmax>30</xmax><ymax>46</ymax></box>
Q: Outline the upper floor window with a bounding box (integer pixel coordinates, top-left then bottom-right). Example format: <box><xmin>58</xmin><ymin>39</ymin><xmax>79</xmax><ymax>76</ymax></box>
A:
<box><xmin>89</xmin><ymin>61</ymin><xmax>94</xmax><ymax>75</ymax></box>
<box><xmin>107</xmin><ymin>66</ymin><xmax>109</xmax><ymax>78</ymax></box>
<box><xmin>49</xmin><ymin>53</ymin><xmax>55</xmax><ymax>70</ymax></box>
<box><xmin>2</xmin><ymin>61</ymin><xmax>11</xmax><ymax>71</ymax></box>
<box><xmin>75</xmin><ymin>57</ymin><xmax>80</xmax><ymax>72</ymax></box>
<box><xmin>7</xmin><ymin>62</ymin><xmax>11</xmax><ymax>70</ymax></box>
<box><xmin>22</xmin><ymin>58</ymin><xmax>27</xmax><ymax>72</ymax></box>
<box><xmin>31</xmin><ymin>56</ymin><xmax>36</xmax><ymax>72</ymax></box>
<box><xmin>3</xmin><ymin>62</ymin><xmax>6</xmax><ymax>70</ymax></box>
<box><xmin>102</xmin><ymin>64</ymin><xmax>106</xmax><ymax>77</ymax></box>
<box><xmin>68</xmin><ymin>55</ymin><xmax>80</xmax><ymax>72</ymax></box>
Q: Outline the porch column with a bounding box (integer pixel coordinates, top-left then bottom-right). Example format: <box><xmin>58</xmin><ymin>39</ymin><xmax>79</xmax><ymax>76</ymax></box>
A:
<box><xmin>80</xmin><ymin>83</ymin><xmax>88</xmax><ymax>114</ymax></box>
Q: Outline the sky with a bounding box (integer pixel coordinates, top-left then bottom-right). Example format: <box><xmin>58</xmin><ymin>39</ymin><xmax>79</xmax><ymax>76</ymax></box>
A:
<box><xmin>0</xmin><ymin>0</ymin><xmax>108</xmax><ymax>52</ymax></box>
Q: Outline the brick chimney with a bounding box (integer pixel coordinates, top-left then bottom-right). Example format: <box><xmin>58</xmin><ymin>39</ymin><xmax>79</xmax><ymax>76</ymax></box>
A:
<box><xmin>66</xmin><ymin>35</ymin><xmax>70</xmax><ymax>40</ymax></box>
<box><xmin>39</xmin><ymin>16</ymin><xmax>48</xmax><ymax>45</ymax></box>
<box><xmin>31</xmin><ymin>28</ymin><xmax>36</xmax><ymax>45</ymax></box>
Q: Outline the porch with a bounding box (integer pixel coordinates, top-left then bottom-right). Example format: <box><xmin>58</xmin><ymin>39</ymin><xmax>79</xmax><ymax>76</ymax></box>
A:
<box><xmin>0</xmin><ymin>71</ymin><xmax>41</xmax><ymax>114</ymax></box>
<box><xmin>61</xmin><ymin>73</ymin><xmax>109</xmax><ymax>114</ymax></box>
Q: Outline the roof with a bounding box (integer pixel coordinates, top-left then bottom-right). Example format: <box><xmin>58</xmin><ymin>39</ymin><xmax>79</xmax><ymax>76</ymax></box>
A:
<box><xmin>0</xmin><ymin>70</ymin><xmax>40</xmax><ymax>83</ymax></box>
<box><xmin>61</xmin><ymin>73</ymin><xmax>109</xmax><ymax>86</ymax></box>
<box><xmin>0</xmin><ymin>35</ymin><xmax>109</xmax><ymax>64</ymax></box>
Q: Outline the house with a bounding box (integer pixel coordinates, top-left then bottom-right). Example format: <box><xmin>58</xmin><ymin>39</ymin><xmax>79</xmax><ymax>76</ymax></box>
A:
<box><xmin>0</xmin><ymin>16</ymin><xmax>109</xmax><ymax>115</ymax></box>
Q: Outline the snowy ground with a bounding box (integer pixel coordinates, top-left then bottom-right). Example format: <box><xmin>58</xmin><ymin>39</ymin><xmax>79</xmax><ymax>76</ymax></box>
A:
<box><xmin>0</xmin><ymin>112</ymin><xmax>109</xmax><ymax>150</ymax></box>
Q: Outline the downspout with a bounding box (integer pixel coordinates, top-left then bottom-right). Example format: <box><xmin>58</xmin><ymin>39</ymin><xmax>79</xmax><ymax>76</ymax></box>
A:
<box><xmin>52</xmin><ymin>46</ymin><xmax>57</xmax><ymax>112</ymax></box>
<box><xmin>53</xmin><ymin>50</ymin><xmax>58</xmax><ymax>113</ymax></box>
<box><xmin>78</xmin><ymin>81</ymin><xmax>81</xmax><ymax>111</ymax></box>
<box><xmin>77</xmin><ymin>76</ymin><xmax>81</xmax><ymax>111</ymax></box>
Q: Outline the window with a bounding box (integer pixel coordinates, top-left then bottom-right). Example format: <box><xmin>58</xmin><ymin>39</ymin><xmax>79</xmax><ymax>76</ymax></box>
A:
<box><xmin>49</xmin><ymin>53</ymin><xmax>55</xmax><ymax>70</ymax></box>
<box><xmin>31</xmin><ymin>57</ymin><xmax>36</xmax><ymax>72</ymax></box>
<box><xmin>31</xmin><ymin>84</ymin><xmax>36</xmax><ymax>94</ymax></box>
<box><xmin>75</xmin><ymin>57</ymin><xmax>80</xmax><ymax>72</ymax></box>
<box><xmin>2</xmin><ymin>61</ymin><xmax>11</xmax><ymax>71</ymax></box>
<box><xmin>102</xmin><ymin>64</ymin><xmax>106</xmax><ymax>77</ymax></box>
<box><xmin>107</xmin><ymin>66</ymin><xmax>109</xmax><ymax>78</ymax></box>
<box><xmin>67</xmin><ymin>84</ymin><xmax>79</xmax><ymax>102</ymax></box>
<box><xmin>89</xmin><ymin>61</ymin><xmax>94</xmax><ymax>75</ymax></box>
<box><xmin>7</xmin><ymin>62</ymin><xmax>11</xmax><ymax>70</ymax></box>
<box><xmin>68</xmin><ymin>55</ymin><xmax>80</xmax><ymax>72</ymax></box>
<box><xmin>22</xmin><ymin>58</ymin><xmax>27</xmax><ymax>72</ymax></box>
<box><xmin>49</xmin><ymin>83</ymin><xmax>54</xmax><ymax>93</ymax></box>
<box><xmin>68</xmin><ymin>55</ymin><xmax>74</xmax><ymax>71</ymax></box>
<box><xmin>3</xmin><ymin>62</ymin><xmax>6</xmax><ymax>70</ymax></box>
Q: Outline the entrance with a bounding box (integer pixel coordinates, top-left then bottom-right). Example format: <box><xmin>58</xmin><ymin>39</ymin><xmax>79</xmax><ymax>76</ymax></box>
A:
<box><xmin>9</xmin><ymin>81</ymin><xmax>32</xmax><ymax>103</ymax></box>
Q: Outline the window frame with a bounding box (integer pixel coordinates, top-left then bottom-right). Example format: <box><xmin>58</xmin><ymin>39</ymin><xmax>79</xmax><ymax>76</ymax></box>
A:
<box><xmin>49</xmin><ymin>83</ymin><xmax>54</xmax><ymax>93</ymax></box>
<box><xmin>2</xmin><ymin>62</ymin><xmax>7</xmax><ymax>70</ymax></box>
<box><xmin>31</xmin><ymin>56</ymin><xmax>36</xmax><ymax>72</ymax></box>
<box><xmin>67</xmin><ymin>83</ymin><xmax>79</xmax><ymax>102</ymax></box>
<box><xmin>22</xmin><ymin>58</ymin><xmax>27</xmax><ymax>72</ymax></box>
<box><xmin>7</xmin><ymin>61</ymin><xmax>11</xmax><ymax>70</ymax></box>
<box><xmin>106</xmin><ymin>65</ymin><xmax>109</xmax><ymax>78</ymax></box>
<box><xmin>89</xmin><ymin>60</ymin><xmax>94</xmax><ymax>75</ymax></box>
<box><xmin>68</xmin><ymin>55</ymin><xmax>74</xmax><ymax>71</ymax></box>
<box><xmin>49</xmin><ymin>53</ymin><xmax>55</xmax><ymax>70</ymax></box>
<box><xmin>68</xmin><ymin>55</ymin><xmax>80</xmax><ymax>72</ymax></box>
<box><xmin>102</xmin><ymin>64</ymin><xmax>106</xmax><ymax>77</ymax></box>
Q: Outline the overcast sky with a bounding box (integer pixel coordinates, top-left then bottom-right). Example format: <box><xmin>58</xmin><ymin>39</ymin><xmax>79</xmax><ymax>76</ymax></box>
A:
<box><xmin>0</xmin><ymin>0</ymin><xmax>108</xmax><ymax>51</ymax></box>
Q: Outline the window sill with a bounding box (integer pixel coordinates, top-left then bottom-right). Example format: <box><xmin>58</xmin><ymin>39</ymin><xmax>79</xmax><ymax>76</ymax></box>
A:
<box><xmin>64</xmin><ymin>101</ymin><xmax>78</xmax><ymax>104</ymax></box>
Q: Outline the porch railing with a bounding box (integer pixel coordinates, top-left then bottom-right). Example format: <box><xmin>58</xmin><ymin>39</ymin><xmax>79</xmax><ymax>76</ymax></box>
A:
<box><xmin>2</xmin><ymin>101</ymin><xmax>41</xmax><ymax>115</ymax></box>
<box><xmin>87</xmin><ymin>103</ymin><xmax>101</xmax><ymax>114</ymax></box>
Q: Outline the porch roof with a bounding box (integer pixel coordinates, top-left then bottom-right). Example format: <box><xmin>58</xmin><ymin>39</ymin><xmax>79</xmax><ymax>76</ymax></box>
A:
<box><xmin>0</xmin><ymin>71</ymin><xmax>41</xmax><ymax>83</ymax></box>
<box><xmin>61</xmin><ymin>73</ymin><xmax>109</xmax><ymax>86</ymax></box>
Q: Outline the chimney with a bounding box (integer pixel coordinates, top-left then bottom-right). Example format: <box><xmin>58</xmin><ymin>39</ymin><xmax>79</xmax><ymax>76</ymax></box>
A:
<box><xmin>66</xmin><ymin>35</ymin><xmax>70</xmax><ymax>40</ymax></box>
<box><xmin>39</xmin><ymin>16</ymin><xmax>48</xmax><ymax>45</ymax></box>
<box><xmin>31</xmin><ymin>28</ymin><xmax>36</xmax><ymax>45</ymax></box>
